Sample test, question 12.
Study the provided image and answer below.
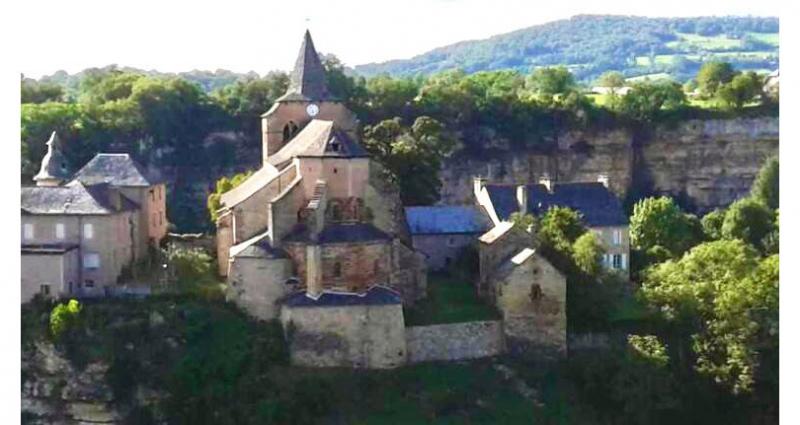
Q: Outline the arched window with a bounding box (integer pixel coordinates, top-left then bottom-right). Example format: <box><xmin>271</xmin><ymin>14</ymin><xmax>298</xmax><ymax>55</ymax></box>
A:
<box><xmin>333</xmin><ymin>262</ymin><xmax>342</xmax><ymax>278</ymax></box>
<box><xmin>283</xmin><ymin>124</ymin><xmax>291</xmax><ymax>142</ymax></box>
<box><xmin>283</xmin><ymin>121</ymin><xmax>299</xmax><ymax>142</ymax></box>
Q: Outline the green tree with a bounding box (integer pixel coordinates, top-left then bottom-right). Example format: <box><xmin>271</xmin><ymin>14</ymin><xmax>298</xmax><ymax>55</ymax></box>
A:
<box><xmin>527</xmin><ymin>66</ymin><xmax>576</xmax><ymax>97</ymax></box>
<box><xmin>322</xmin><ymin>55</ymin><xmax>368</xmax><ymax>110</ymax></box>
<box><xmin>717</xmin><ymin>71</ymin><xmax>762</xmax><ymax>109</ymax></box>
<box><xmin>751</xmin><ymin>156</ymin><xmax>778</xmax><ymax>210</ymax></box>
<box><xmin>212</xmin><ymin>73</ymin><xmax>289</xmax><ymax>140</ymax></box>
<box><xmin>596</xmin><ymin>71</ymin><xmax>626</xmax><ymax>94</ymax></box>
<box><xmin>701</xmin><ymin>209</ymin><xmax>726</xmax><ymax>240</ymax></box>
<box><xmin>573</xmin><ymin>231</ymin><xmax>604</xmax><ymax>277</ymax></box>
<box><xmin>721</xmin><ymin>197</ymin><xmax>775</xmax><ymax>251</ymax></box>
<box><xmin>21</xmin><ymin>79</ymin><xmax>65</xmax><ymax>104</ymax></box>
<box><xmin>362</xmin><ymin>75</ymin><xmax>421</xmax><ymax>124</ymax></box>
<box><xmin>362</xmin><ymin>116</ymin><xmax>454</xmax><ymax>205</ymax></box>
<box><xmin>618</xmin><ymin>81</ymin><xmax>686</xmax><ymax>122</ymax></box>
<box><xmin>641</xmin><ymin>240</ymin><xmax>776</xmax><ymax>395</ymax></box>
<box><xmin>694</xmin><ymin>254</ymin><xmax>778</xmax><ymax>394</ymax></box>
<box><xmin>49</xmin><ymin>299</ymin><xmax>82</xmax><ymax>339</ymax></box>
<box><xmin>630</xmin><ymin>196</ymin><xmax>702</xmax><ymax>258</ymax></box>
<box><xmin>207</xmin><ymin>171</ymin><xmax>254</xmax><ymax>223</ymax></box>
<box><xmin>539</xmin><ymin>206</ymin><xmax>586</xmax><ymax>253</ymax></box>
<box><xmin>696</xmin><ymin>61</ymin><xmax>736</xmax><ymax>97</ymax></box>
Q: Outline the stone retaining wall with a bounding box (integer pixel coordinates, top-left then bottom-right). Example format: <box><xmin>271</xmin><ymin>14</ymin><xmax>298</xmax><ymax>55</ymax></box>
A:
<box><xmin>405</xmin><ymin>320</ymin><xmax>505</xmax><ymax>363</ymax></box>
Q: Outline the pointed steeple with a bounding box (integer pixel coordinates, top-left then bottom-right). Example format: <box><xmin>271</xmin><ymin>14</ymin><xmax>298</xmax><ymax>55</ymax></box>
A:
<box><xmin>34</xmin><ymin>131</ymin><xmax>70</xmax><ymax>187</ymax></box>
<box><xmin>278</xmin><ymin>30</ymin><xmax>333</xmax><ymax>102</ymax></box>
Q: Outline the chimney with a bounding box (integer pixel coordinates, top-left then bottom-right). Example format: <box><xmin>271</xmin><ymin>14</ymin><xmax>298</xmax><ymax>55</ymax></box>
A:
<box><xmin>305</xmin><ymin>245</ymin><xmax>323</xmax><ymax>298</ymax></box>
<box><xmin>516</xmin><ymin>185</ymin><xmax>528</xmax><ymax>215</ymax></box>
<box><xmin>473</xmin><ymin>176</ymin><xmax>487</xmax><ymax>199</ymax></box>
<box><xmin>539</xmin><ymin>174</ymin><xmax>552</xmax><ymax>193</ymax></box>
<box><xmin>597</xmin><ymin>174</ymin><xmax>609</xmax><ymax>188</ymax></box>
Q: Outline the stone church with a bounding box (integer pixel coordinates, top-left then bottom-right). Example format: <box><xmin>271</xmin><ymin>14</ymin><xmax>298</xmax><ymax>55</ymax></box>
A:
<box><xmin>214</xmin><ymin>31</ymin><xmax>427</xmax><ymax>367</ymax></box>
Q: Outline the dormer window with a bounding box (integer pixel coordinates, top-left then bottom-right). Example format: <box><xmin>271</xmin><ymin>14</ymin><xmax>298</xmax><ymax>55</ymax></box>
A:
<box><xmin>330</xmin><ymin>141</ymin><xmax>340</xmax><ymax>152</ymax></box>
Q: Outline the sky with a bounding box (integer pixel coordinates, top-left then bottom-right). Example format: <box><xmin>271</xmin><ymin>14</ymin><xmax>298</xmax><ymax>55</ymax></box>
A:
<box><xmin>14</xmin><ymin>0</ymin><xmax>780</xmax><ymax>78</ymax></box>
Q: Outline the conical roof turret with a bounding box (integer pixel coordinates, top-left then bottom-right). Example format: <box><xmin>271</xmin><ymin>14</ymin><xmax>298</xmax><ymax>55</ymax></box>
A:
<box><xmin>278</xmin><ymin>30</ymin><xmax>333</xmax><ymax>102</ymax></box>
<box><xmin>33</xmin><ymin>131</ymin><xmax>70</xmax><ymax>186</ymax></box>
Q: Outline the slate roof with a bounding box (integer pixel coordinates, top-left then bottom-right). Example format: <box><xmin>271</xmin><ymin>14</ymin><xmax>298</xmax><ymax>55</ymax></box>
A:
<box><xmin>283</xmin><ymin>222</ymin><xmax>392</xmax><ymax>244</ymax></box>
<box><xmin>21</xmin><ymin>181</ymin><xmax>139</xmax><ymax>215</ymax></box>
<box><xmin>73</xmin><ymin>153</ymin><xmax>159</xmax><ymax>187</ymax></box>
<box><xmin>267</xmin><ymin>120</ymin><xmax>369</xmax><ymax>168</ymax></box>
<box><xmin>485</xmin><ymin>182</ymin><xmax>628</xmax><ymax>227</ymax></box>
<box><xmin>282</xmin><ymin>286</ymin><xmax>402</xmax><ymax>308</ymax></box>
<box><xmin>277</xmin><ymin>30</ymin><xmax>333</xmax><ymax>102</ymax></box>
<box><xmin>219</xmin><ymin>166</ymin><xmax>280</xmax><ymax>209</ymax></box>
<box><xmin>405</xmin><ymin>206</ymin><xmax>491</xmax><ymax>235</ymax></box>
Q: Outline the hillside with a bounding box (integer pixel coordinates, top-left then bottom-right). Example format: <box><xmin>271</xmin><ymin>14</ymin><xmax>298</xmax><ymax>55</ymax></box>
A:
<box><xmin>354</xmin><ymin>15</ymin><xmax>779</xmax><ymax>82</ymax></box>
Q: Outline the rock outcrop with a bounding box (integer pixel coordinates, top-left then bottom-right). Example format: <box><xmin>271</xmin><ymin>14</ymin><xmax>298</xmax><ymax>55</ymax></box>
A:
<box><xmin>439</xmin><ymin>117</ymin><xmax>779</xmax><ymax>212</ymax></box>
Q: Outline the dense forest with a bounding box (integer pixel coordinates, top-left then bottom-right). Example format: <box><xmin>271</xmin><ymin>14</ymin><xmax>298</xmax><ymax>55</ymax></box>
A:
<box><xmin>355</xmin><ymin>15</ymin><xmax>778</xmax><ymax>82</ymax></box>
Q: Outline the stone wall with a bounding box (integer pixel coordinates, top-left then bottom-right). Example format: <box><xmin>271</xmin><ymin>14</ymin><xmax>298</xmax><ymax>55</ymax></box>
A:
<box><xmin>227</xmin><ymin>256</ymin><xmax>293</xmax><ymax>321</ymax></box>
<box><xmin>281</xmin><ymin>303</ymin><xmax>407</xmax><ymax>369</ymax></box>
<box><xmin>440</xmin><ymin>117</ymin><xmax>779</xmax><ymax>213</ymax></box>
<box><xmin>492</xmin><ymin>250</ymin><xmax>567</xmax><ymax>357</ymax></box>
<box><xmin>405</xmin><ymin>321</ymin><xmax>505</xmax><ymax>363</ymax></box>
<box><xmin>411</xmin><ymin>233</ymin><xmax>479</xmax><ymax>271</ymax></box>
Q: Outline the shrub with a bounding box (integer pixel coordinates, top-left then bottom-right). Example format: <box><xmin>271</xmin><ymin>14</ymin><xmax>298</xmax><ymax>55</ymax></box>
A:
<box><xmin>49</xmin><ymin>299</ymin><xmax>82</xmax><ymax>339</ymax></box>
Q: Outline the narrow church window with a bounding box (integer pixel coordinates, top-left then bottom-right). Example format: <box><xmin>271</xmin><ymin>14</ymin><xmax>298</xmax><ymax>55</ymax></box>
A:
<box><xmin>283</xmin><ymin>124</ymin><xmax>291</xmax><ymax>142</ymax></box>
<box><xmin>530</xmin><ymin>284</ymin><xmax>543</xmax><ymax>302</ymax></box>
<box><xmin>334</xmin><ymin>262</ymin><xmax>342</xmax><ymax>278</ymax></box>
<box><xmin>331</xmin><ymin>204</ymin><xmax>342</xmax><ymax>221</ymax></box>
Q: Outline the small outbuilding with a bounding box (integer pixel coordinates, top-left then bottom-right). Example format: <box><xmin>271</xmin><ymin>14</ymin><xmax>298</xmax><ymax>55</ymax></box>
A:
<box><xmin>405</xmin><ymin>206</ymin><xmax>491</xmax><ymax>271</ymax></box>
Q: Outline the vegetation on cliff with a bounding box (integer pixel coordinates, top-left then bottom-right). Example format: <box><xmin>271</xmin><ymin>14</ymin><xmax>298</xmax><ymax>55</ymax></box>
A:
<box><xmin>21</xmin><ymin>55</ymin><xmax>777</xmax><ymax>232</ymax></box>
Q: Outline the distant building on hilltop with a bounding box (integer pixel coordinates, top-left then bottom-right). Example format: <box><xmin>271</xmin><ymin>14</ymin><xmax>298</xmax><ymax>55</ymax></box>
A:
<box><xmin>21</xmin><ymin>132</ymin><xmax>167</xmax><ymax>302</ymax></box>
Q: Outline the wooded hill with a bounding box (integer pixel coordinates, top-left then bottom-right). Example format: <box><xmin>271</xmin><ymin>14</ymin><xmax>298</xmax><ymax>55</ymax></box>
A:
<box><xmin>354</xmin><ymin>15</ymin><xmax>779</xmax><ymax>82</ymax></box>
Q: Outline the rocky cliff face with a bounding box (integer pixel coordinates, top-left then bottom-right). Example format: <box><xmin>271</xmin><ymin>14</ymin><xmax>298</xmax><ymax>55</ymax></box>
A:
<box><xmin>439</xmin><ymin>117</ymin><xmax>779</xmax><ymax>212</ymax></box>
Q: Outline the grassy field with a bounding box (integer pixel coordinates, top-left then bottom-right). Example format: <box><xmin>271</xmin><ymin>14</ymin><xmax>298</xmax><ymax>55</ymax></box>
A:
<box><xmin>746</xmin><ymin>32</ymin><xmax>780</xmax><ymax>47</ymax></box>
<box><xmin>667</xmin><ymin>32</ymin><xmax>746</xmax><ymax>51</ymax></box>
<box><xmin>404</xmin><ymin>273</ymin><xmax>500</xmax><ymax>326</ymax></box>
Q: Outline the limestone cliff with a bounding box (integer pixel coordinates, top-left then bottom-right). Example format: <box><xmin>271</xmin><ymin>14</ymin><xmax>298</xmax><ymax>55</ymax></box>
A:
<box><xmin>439</xmin><ymin>117</ymin><xmax>778</xmax><ymax>212</ymax></box>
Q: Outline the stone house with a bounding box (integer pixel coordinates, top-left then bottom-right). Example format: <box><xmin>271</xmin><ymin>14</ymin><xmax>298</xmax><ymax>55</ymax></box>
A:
<box><xmin>21</xmin><ymin>133</ymin><xmax>166</xmax><ymax>302</ymax></box>
<box><xmin>214</xmin><ymin>31</ymin><xmax>426</xmax><ymax>368</ymax></box>
<box><xmin>474</xmin><ymin>175</ymin><xmax>630</xmax><ymax>275</ymax></box>
<box><xmin>404</xmin><ymin>206</ymin><xmax>491</xmax><ymax>271</ymax></box>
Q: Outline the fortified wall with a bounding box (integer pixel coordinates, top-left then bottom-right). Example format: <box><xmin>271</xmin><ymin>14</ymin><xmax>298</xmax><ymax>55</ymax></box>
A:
<box><xmin>439</xmin><ymin>117</ymin><xmax>779</xmax><ymax>212</ymax></box>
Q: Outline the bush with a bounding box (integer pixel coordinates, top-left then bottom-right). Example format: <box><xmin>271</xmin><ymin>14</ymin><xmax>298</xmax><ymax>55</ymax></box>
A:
<box><xmin>721</xmin><ymin>197</ymin><xmax>775</xmax><ymax>252</ymax></box>
<box><xmin>49</xmin><ymin>299</ymin><xmax>82</xmax><ymax>339</ymax></box>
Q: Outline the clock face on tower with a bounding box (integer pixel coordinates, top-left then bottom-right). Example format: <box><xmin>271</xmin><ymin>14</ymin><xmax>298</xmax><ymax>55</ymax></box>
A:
<box><xmin>306</xmin><ymin>103</ymin><xmax>319</xmax><ymax>117</ymax></box>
